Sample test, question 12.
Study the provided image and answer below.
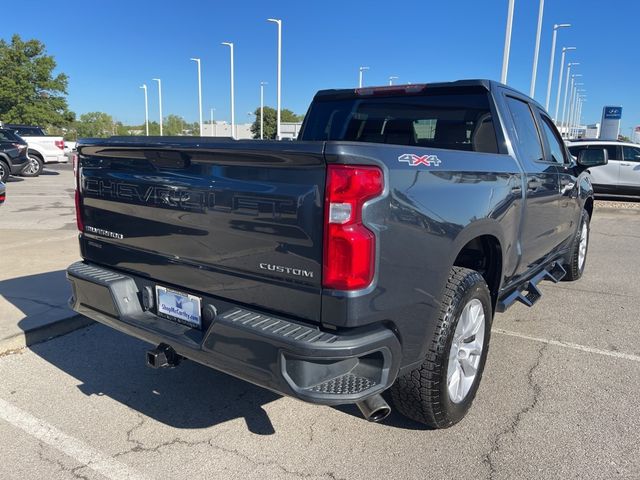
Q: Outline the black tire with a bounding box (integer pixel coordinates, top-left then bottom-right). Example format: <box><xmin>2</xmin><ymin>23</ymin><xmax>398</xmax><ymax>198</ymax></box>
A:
<box><xmin>390</xmin><ymin>267</ymin><xmax>493</xmax><ymax>428</ymax></box>
<box><xmin>21</xmin><ymin>154</ymin><xmax>44</xmax><ymax>177</ymax></box>
<box><xmin>562</xmin><ymin>209</ymin><xmax>590</xmax><ymax>281</ymax></box>
<box><xmin>0</xmin><ymin>160</ymin><xmax>9</xmax><ymax>183</ymax></box>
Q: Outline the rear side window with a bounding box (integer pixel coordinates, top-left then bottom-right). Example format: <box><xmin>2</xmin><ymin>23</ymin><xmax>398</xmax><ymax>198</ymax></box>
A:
<box><xmin>0</xmin><ymin>130</ymin><xmax>21</xmax><ymax>142</ymax></box>
<box><xmin>505</xmin><ymin>97</ymin><xmax>544</xmax><ymax>164</ymax></box>
<box><xmin>8</xmin><ymin>126</ymin><xmax>43</xmax><ymax>136</ymax></box>
<box><xmin>299</xmin><ymin>92</ymin><xmax>499</xmax><ymax>153</ymax></box>
<box><xmin>623</xmin><ymin>146</ymin><xmax>640</xmax><ymax>162</ymax></box>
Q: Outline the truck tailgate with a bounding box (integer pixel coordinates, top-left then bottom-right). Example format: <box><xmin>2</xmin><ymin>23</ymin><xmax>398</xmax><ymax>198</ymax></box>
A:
<box><xmin>77</xmin><ymin>140</ymin><xmax>326</xmax><ymax>322</ymax></box>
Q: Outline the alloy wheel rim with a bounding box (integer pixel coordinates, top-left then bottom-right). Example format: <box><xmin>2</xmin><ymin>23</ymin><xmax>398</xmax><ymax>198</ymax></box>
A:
<box><xmin>25</xmin><ymin>157</ymin><xmax>39</xmax><ymax>175</ymax></box>
<box><xmin>447</xmin><ymin>298</ymin><xmax>485</xmax><ymax>404</ymax></box>
<box><xmin>0</xmin><ymin>163</ymin><xmax>5</xmax><ymax>179</ymax></box>
<box><xmin>578</xmin><ymin>222</ymin><xmax>588</xmax><ymax>270</ymax></box>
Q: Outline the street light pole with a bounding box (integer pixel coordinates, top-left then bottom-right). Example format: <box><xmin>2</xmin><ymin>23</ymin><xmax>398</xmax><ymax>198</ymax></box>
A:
<box><xmin>152</xmin><ymin>78</ymin><xmax>163</xmax><ymax>136</ymax></box>
<box><xmin>267</xmin><ymin>18</ymin><xmax>282</xmax><ymax>140</ymax></box>
<box><xmin>576</xmin><ymin>96</ymin><xmax>586</xmax><ymax>137</ymax></box>
<box><xmin>358</xmin><ymin>66</ymin><xmax>369</xmax><ymax>88</ymax></box>
<box><xmin>564</xmin><ymin>77</ymin><xmax>576</xmax><ymax>138</ymax></box>
<box><xmin>530</xmin><ymin>0</ymin><xmax>544</xmax><ymax>97</ymax></box>
<box><xmin>561</xmin><ymin>64</ymin><xmax>578</xmax><ymax>132</ymax></box>
<box><xmin>545</xmin><ymin>23</ymin><xmax>571</xmax><ymax>110</ymax></box>
<box><xmin>211</xmin><ymin>107</ymin><xmax>216</xmax><ymax>137</ymax></box>
<box><xmin>553</xmin><ymin>47</ymin><xmax>576</xmax><ymax>121</ymax></box>
<box><xmin>190</xmin><ymin>58</ymin><xmax>203</xmax><ymax>136</ymax></box>
<box><xmin>140</xmin><ymin>84</ymin><xmax>149</xmax><ymax>136</ymax></box>
<box><xmin>501</xmin><ymin>0</ymin><xmax>516</xmax><ymax>84</ymax></box>
<box><xmin>260</xmin><ymin>81</ymin><xmax>267</xmax><ymax>140</ymax></box>
<box><xmin>221</xmin><ymin>43</ymin><xmax>235</xmax><ymax>139</ymax></box>
<box><xmin>567</xmin><ymin>82</ymin><xmax>583</xmax><ymax>139</ymax></box>
<box><xmin>570</xmin><ymin>88</ymin><xmax>585</xmax><ymax>138</ymax></box>
<box><xmin>389</xmin><ymin>76</ymin><xmax>399</xmax><ymax>85</ymax></box>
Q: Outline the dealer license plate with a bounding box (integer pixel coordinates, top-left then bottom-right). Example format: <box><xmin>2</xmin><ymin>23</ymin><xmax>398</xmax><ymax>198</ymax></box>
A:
<box><xmin>155</xmin><ymin>285</ymin><xmax>202</xmax><ymax>328</ymax></box>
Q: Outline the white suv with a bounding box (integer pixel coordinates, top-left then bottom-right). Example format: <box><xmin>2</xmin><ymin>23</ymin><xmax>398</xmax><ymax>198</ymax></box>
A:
<box><xmin>567</xmin><ymin>140</ymin><xmax>640</xmax><ymax>195</ymax></box>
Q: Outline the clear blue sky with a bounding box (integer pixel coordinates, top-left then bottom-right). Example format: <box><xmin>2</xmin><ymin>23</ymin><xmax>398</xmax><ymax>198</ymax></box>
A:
<box><xmin>11</xmin><ymin>0</ymin><xmax>640</xmax><ymax>135</ymax></box>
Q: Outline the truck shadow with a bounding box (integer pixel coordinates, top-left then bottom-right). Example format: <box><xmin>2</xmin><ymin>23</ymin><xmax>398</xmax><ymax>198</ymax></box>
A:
<box><xmin>28</xmin><ymin>322</ymin><xmax>281</xmax><ymax>435</ymax></box>
<box><xmin>7</xmin><ymin>271</ymin><xmax>279</xmax><ymax>435</ymax></box>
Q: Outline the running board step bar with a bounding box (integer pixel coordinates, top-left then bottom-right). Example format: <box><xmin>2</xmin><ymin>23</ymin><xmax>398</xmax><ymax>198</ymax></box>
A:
<box><xmin>496</xmin><ymin>262</ymin><xmax>566</xmax><ymax>313</ymax></box>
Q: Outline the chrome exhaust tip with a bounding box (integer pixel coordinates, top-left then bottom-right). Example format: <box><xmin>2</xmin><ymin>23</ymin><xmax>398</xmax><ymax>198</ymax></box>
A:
<box><xmin>356</xmin><ymin>394</ymin><xmax>391</xmax><ymax>422</ymax></box>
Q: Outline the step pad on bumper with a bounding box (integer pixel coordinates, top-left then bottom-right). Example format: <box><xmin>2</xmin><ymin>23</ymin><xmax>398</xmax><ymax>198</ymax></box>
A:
<box><xmin>308</xmin><ymin>373</ymin><xmax>376</xmax><ymax>395</ymax></box>
<box><xmin>221</xmin><ymin>309</ymin><xmax>337</xmax><ymax>344</ymax></box>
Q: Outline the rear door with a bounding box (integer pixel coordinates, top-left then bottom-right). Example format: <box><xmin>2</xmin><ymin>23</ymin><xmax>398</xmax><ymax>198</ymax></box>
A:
<box><xmin>620</xmin><ymin>145</ymin><xmax>640</xmax><ymax>188</ymax></box>
<box><xmin>78</xmin><ymin>140</ymin><xmax>326</xmax><ymax>322</ymax></box>
<box><xmin>536</xmin><ymin>112</ymin><xmax>580</xmax><ymax>246</ymax></box>
<box><xmin>502</xmin><ymin>94</ymin><xmax>562</xmax><ymax>273</ymax></box>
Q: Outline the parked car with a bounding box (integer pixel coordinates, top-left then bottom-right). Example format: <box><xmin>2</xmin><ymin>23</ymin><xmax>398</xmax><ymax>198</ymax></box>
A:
<box><xmin>0</xmin><ymin>181</ymin><xmax>5</xmax><ymax>206</ymax></box>
<box><xmin>568</xmin><ymin>140</ymin><xmax>640</xmax><ymax>195</ymax></box>
<box><xmin>2</xmin><ymin>124</ymin><xmax>67</xmax><ymax>176</ymax></box>
<box><xmin>67</xmin><ymin>80</ymin><xmax>605</xmax><ymax>428</ymax></box>
<box><xmin>0</xmin><ymin>128</ymin><xmax>29</xmax><ymax>182</ymax></box>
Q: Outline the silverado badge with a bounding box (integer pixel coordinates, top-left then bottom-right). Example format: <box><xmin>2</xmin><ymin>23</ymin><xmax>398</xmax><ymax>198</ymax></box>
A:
<box><xmin>398</xmin><ymin>153</ymin><xmax>442</xmax><ymax>167</ymax></box>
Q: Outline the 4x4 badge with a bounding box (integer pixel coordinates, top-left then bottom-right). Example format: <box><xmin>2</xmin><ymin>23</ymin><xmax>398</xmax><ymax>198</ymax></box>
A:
<box><xmin>398</xmin><ymin>153</ymin><xmax>442</xmax><ymax>167</ymax></box>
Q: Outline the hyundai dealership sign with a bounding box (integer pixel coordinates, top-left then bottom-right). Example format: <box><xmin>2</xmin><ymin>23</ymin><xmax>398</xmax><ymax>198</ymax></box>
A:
<box><xmin>600</xmin><ymin>106</ymin><xmax>623</xmax><ymax>140</ymax></box>
<box><xmin>603</xmin><ymin>107</ymin><xmax>622</xmax><ymax>120</ymax></box>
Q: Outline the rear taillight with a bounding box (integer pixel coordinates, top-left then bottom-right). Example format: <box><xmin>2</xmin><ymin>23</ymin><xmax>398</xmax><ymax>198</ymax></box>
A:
<box><xmin>323</xmin><ymin>165</ymin><xmax>383</xmax><ymax>290</ymax></box>
<box><xmin>0</xmin><ymin>192</ymin><xmax>5</xmax><ymax>204</ymax></box>
<box><xmin>73</xmin><ymin>154</ymin><xmax>84</xmax><ymax>231</ymax></box>
<box><xmin>55</xmin><ymin>139</ymin><xmax>65</xmax><ymax>150</ymax></box>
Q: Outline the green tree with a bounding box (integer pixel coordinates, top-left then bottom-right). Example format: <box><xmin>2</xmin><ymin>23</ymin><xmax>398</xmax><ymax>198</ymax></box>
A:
<box><xmin>250</xmin><ymin>106</ymin><xmax>302</xmax><ymax>139</ymax></box>
<box><xmin>164</xmin><ymin>114</ymin><xmax>188</xmax><ymax>136</ymax></box>
<box><xmin>0</xmin><ymin>34</ymin><xmax>74</xmax><ymax>128</ymax></box>
<box><xmin>75</xmin><ymin>112</ymin><xmax>114</xmax><ymax>138</ymax></box>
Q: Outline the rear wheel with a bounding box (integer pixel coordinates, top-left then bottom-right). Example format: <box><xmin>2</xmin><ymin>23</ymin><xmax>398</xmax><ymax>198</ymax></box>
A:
<box><xmin>21</xmin><ymin>154</ymin><xmax>43</xmax><ymax>177</ymax></box>
<box><xmin>0</xmin><ymin>161</ymin><xmax>9</xmax><ymax>183</ymax></box>
<box><xmin>563</xmin><ymin>209</ymin><xmax>590</xmax><ymax>281</ymax></box>
<box><xmin>390</xmin><ymin>267</ymin><xmax>492</xmax><ymax>428</ymax></box>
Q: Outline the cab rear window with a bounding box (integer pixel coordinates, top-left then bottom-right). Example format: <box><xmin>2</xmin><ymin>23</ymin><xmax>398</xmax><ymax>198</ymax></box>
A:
<box><xmin>299</xmin><ymin>92</ymin><xmax>499</xmax><ymax>154</ymax></box>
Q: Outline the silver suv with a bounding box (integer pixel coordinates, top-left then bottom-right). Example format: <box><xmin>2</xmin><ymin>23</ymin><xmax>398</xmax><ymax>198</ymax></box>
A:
<box><xmin>567</xmin><ymin>140</ymin><xmax>640</xmax><ymax>195</ymax></box>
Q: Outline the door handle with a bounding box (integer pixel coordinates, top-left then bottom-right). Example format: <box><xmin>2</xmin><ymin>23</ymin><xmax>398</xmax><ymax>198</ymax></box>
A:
<box><xmin>620</xmin><ymin>163</ymin><xmax>631</xmax><ymax>166</ymax></box>
<box><xmin>527</xmin><ymin>179</ymin><xmax>541</xmax><ymax>191</ymax></box>
<box><xmin>560</xmin><ymin>179</ymin><xmax>575</xmax><ymax>193</ymax></box>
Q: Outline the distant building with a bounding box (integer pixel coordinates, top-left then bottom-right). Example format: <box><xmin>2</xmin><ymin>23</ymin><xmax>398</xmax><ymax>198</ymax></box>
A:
<box><xmin>585</xmin><ymin>123</ymin><xmax>600</xmax><ymax>139</ymax></box>
<box><xmin>200</xmin><ymin>121</ymin><xmax>303</xmax><ymax>140</ymax></box>
<box><xmin>281</xmin><ymin>122</ymin><xmax>303</xmax><ymax>139</ymax></box>
<box><xmin>633</xmin><ymin>126</ymin><xmax>640</xmax><ymax>144</ymax></box>
<box><xmin>201</xmin><ymin>122</ymin><xmax>253</xmax><ymax>139</ymax></box>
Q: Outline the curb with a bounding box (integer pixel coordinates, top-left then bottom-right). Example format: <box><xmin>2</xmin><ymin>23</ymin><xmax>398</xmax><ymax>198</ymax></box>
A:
<box><xmin>594</xmin><ymin>207</ymin><xmax>640</xmax><ymax>215</ymax></box>
<box><xmin>0</xmin><ymin>314</ymin><xmax>94</xmax><ymax>354</ymax></box>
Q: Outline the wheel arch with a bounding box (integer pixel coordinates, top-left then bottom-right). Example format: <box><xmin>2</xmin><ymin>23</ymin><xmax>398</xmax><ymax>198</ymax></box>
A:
<box><xmin>27</xmin><ymin>149</ymin><xmax>44</xmax><ymax>161</ymax></box>
<box><xmin>450</xmin><ymin>223</ymin><xmax>505</xmax><ymax>310</ymax></box>
<box><xmin>584</xmin><ymin>196</ymin><xmax>594</xmax><ymax>220</ymax></box>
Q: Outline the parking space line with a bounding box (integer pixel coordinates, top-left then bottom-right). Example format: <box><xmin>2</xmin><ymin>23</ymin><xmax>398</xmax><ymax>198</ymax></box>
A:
<box><xmin>494</xmin><ymin>328</ymin><xmax>640</xmax><ymax>363</ymax></box>
<box><xmin>0</xmin><ymin>398</ymin><xmax>147</xmax><ymax>480</ymax></box>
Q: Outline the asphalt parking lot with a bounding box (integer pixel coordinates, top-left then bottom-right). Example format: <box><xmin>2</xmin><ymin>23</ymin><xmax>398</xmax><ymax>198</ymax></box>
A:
<box><xmin>1</xmin><ymin>164</ymin><xmax>639</xmax><ymax>480</ymax></box>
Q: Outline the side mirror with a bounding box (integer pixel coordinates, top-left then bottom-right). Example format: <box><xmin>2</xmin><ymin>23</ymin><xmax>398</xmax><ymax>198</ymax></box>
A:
<box><xmin>577</xmin><ymin>148</ymin><xmax>608</xmax><ymax>168</ymax></box>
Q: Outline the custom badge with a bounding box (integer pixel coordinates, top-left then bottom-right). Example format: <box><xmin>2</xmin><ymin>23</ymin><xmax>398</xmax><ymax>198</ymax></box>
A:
<box><xmin>398</xmin><ymin>153</ymin><xmax>442</xmax><ymax>167</ymax></box>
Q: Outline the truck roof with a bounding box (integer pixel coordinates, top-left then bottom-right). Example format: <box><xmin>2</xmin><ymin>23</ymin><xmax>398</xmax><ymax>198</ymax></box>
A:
<box><xmin>313</xmin><ymin>79</ymin><xmax>545</xmax><ymax>110</ymax></box>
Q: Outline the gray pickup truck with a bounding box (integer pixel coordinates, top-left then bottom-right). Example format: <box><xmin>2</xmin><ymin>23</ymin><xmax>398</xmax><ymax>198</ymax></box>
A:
<box><xmin>67</xmin><ymin>80</ymin><xmax>607</xmax><ymax>428</ymax></box>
